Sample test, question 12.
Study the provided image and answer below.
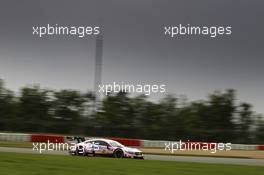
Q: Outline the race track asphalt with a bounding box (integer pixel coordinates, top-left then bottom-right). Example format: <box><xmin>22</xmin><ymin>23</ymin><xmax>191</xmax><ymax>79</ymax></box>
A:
<box><xmin>0</xmin><ymin>147</ymin><xmax>264</xmax><ymax>166</ymax></box>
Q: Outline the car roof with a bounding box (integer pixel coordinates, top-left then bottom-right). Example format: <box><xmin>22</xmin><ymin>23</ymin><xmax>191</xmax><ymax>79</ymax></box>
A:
<box><xmin>85</xmin><ymin>138</ymin><xmax>115</xmax><ymax>143</ymax></box>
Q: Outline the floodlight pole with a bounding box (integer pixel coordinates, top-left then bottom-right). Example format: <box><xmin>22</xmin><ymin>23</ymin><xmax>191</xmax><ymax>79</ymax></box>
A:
<box><xmin>93</xmin><ymin>34</ymin><xmax>103</xmax><ymax>113</ymax></box>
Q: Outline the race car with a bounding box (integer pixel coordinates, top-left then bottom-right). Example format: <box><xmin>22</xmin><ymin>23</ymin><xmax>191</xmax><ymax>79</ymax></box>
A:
<box><xmin>68</xmin><ymin>138</ymin><xmax>144</xmax><ymax>159</ymax></box>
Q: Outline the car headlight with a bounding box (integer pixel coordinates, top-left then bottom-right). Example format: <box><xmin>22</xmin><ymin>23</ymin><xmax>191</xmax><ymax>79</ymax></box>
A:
<box><xmin>126</xmin><ymin>151</ymin><xmax>135</xmax><ymax>154</ymax></box>
<box><xmin>135</xmin><ymin>152</ymin><xmax>142</xmax><ymax>155</ymax></box>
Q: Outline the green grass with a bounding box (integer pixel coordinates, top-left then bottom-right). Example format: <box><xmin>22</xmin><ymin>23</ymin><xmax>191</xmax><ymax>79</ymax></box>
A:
<box><xmin>0</xmin><ymin>152</ymin><xmax>263</xmax><ymax>175</ymax></box>
<box><xmin>0</xmin><ymin>141</ymin><xmax>32</xmax><ymax>148</ymax></box>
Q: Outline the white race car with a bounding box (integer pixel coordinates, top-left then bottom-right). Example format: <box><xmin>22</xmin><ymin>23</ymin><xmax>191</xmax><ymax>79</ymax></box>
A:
<box><xmin>69</xmin><ymin>138</ymin><xmax>144</xmax><ymax>159</ymax></box>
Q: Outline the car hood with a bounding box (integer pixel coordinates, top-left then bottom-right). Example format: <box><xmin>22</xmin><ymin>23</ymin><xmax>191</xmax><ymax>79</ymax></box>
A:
<box><xmin>123</xmin><ymin>147</ymin><xmax>142</xmax><ymax>153</ymax></box>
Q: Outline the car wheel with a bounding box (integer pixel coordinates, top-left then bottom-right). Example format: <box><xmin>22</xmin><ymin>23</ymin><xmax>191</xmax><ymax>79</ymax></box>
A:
<box><xmin>113</xmin><ymin>149</ymin><xmax>124</xmax><ymax>158</ymax></box>
<box><xmin>76</xmin><ymin>146</ymin><xmax>86</xmax><ymax>156</ymax></box>
<box><xmin>92</xmin><ymin>151</ymin><xmax>96</xmax><ymax>157</ymax></box>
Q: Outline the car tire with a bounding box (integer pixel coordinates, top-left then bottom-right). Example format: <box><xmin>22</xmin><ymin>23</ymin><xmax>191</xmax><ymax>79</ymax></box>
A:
<box><xmin>76</xmin><ymin>146</ymin><xmax>86</xmax><ymax>156</ymax></box>
<box><xmin>113</xmin><ymin>149</ymin><xmax>124</xmax><ymax>158</ymax></box>
<box><xmin>92</xmin><ymin>151</ymin><xmax>96</xmax><ymax>157</ymax></box>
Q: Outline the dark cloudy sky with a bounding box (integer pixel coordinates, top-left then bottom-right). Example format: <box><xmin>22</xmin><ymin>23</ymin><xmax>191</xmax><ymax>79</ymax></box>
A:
<box><xmin>0</xmin><ymin>0</ymin><xmax>263</xmax><ymax>114</ymax></box>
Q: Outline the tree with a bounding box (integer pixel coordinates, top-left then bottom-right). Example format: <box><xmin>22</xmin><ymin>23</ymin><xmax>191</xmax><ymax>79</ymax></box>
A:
<box><xmin>0</xmin><ymin>77</ymin><xmax>263</xmax><ymax>143</ymax></box>
<box><xmin>237</xmin><ymin>103</ymin><xmax>253</xmax><ymax>142</ymax></box>
<box><xmin>0</xmin><ymin>79</ymin><xmax>16</xmax><ymax>130</ymax></box>
<box><xmin>254</xmin><ymin>115</ymin><xmax>264</xmax><ymax>143</ymax></box>
<box><xmin>52</xmin><ymin>89</ymin><xmax>87</xmax><ymax>133</ymax></box>
<box><xmin>204</xmin><ymin>89</ymin><xmax>236</xmax><ymax>142</ymax></box>
<box><xmin>97</xmin><ymin>92</ymin><xmax>136</xmax><ymax>137</ymax></box>
<box><xmin>17</xmin><ymin>86</ymin><xmax>52</xmax><ymax>132</ymax></box>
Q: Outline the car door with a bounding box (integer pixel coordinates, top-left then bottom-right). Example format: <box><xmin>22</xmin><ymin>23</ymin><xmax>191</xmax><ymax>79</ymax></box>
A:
<box><xmin>92</xmin><ymin>140</ymin><xmax>110</xmax><ymax>155</ymax></box>
<box><xmin>83</xmin><ymin>141</ymin><xmax>94</xmax><ymax>154</ymax></box>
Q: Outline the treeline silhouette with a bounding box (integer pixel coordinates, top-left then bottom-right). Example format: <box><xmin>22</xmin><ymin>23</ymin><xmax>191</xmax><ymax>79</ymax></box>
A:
<box><xmin>0</xmin><ymin>79</ymin><xmax>263</xmax><ymax>143</ymax></box>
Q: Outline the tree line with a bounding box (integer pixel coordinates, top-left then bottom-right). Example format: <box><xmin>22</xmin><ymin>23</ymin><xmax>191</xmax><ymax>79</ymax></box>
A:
<box><xmin>0</xmin><ymin>79</ymin><xmax>263</xmax><ymax>143</ymax></box>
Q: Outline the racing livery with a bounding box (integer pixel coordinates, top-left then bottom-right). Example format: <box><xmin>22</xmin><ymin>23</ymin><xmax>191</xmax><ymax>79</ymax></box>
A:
<box><xmin>69</xmin><ymin>138</ymin><xmax>144</xmax><ymax>159</ymax></box>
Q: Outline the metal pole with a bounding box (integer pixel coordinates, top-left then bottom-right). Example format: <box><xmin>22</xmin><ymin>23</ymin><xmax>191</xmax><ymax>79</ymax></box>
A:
<box><xmin>93</xmin><ymin>34</ymin><xmax>103</xmax><ymax>112</ymax></box>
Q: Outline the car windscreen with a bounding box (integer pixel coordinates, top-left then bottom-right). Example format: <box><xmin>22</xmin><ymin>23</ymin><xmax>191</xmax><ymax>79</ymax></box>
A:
<box><xmin>109</xmin><ymin>141</ymin><xmax>124</xmax><ymax>148</ymax></box>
